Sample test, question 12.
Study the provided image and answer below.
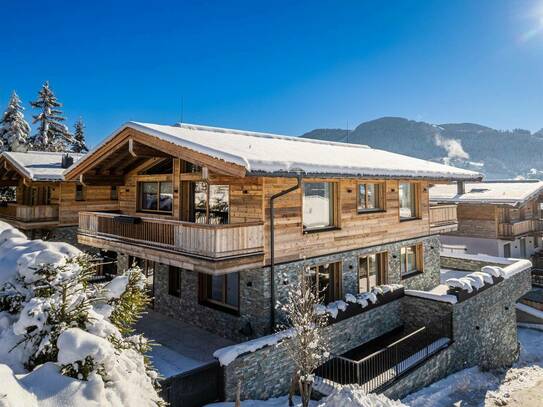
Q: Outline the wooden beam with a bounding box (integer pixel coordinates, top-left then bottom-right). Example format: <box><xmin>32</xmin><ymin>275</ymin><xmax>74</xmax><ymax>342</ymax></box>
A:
<box><xmin>96</xmin><ymin>149</ymin><xmax>132</xmax><ymax>175</ymax></box>
<box><xmin>80</xmin><ymin>173</ymin><xmax>124</xmax><ymax>186</ymax></box>
<box><xmin>128</xmin><ymin>138</ymin><xmax>171</xmax><ymax>158</ymax></box>
<box><xmin>0</xmin><ymin>179</ymin><xmax>19</xmax><ymax>187</ymax></box>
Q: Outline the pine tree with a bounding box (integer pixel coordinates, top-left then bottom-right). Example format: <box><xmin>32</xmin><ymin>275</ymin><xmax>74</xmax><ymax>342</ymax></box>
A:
<box><xmin>71</xmin><ymin>118</ymin><xmax>89</xmax><ymax>153</ymax></box>
<box><xmin>0</xmin><ymin>91</ymin><xmax>31</xmax><ymax>152</ymax></box>
<box><xmin>30</xmin><ymin>81</ymin><xmax>74</xmax><ymax>152</ymax></box>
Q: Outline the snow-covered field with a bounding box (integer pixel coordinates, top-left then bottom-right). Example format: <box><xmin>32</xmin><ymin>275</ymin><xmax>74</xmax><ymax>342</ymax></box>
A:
<box><xmin>208</xmin><ymin>327</ymin><xmax>543</xmax><ymax>407</ymax></box>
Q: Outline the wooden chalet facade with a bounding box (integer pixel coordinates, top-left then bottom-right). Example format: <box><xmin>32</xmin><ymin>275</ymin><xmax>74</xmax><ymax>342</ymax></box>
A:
<box><xmin>431</xmin><ymin>180</ymin><xmax>543</xmax><ymax>259</ymax></box>
<box><xmin>0</xmin><ymin>151</ymin><xmax>119</xmax><ymax>243</ymax></box>
<box><xmin>65</xmin><ymin>122</ymin><xmax>480</xmax><ymax>340</ymax></box>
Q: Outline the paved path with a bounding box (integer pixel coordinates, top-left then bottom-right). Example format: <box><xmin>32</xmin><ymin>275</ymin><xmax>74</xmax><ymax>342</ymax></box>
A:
<box><xmin>135</xmin><ymin>310</ymin><xmax>235</xmax><ymax>378</ymax></box>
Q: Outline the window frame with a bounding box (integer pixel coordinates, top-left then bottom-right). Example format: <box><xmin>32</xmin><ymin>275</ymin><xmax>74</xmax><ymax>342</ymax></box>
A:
<box><xmin>302</xmin><ymin>181</ymin><xmax>338</xmax><ymax>233</ymax></box>
<box><xmin>399</xmin><ymin>182</ymin><xmax>419</xmax><ymax>221</ymax></box>
<box><xmin>400</xmin><ymin>244</ymin><xmax>424</xmax><ymax>279</ymax></box>
<box><xmin>357</xmin><ymin>182</ymin><xmax>386</xmax><ymax>214</ymax></box>
<box><xmin>75</xmin><ymin>184</ymin><xmax>85</xmax><ymax>201</ymax></box>
<box><xmin>138</xmin><ymin>180</ymin><xmax>173</xmax><ymax>214</ymax></box>
<box><xmin>168</xmin><ymin>266</ymin><xmax>182</xmax><ymax>298</ymax></box>
<box><xmin>199</xmin><ymin>272</ymin><xmax>240</xmax><ymax>314</ymax></box>
<box><xmin>191</xmin><ymin>182</ymin><xmax>230</xmax><ymax>225</ymax></box>
<box><xmin>304</xmin><ymin>261</ymin><xmax>342</xmax><ymax>304</ymax></box>
<box><xmin>358</xmin><ymin>252</ymin><xmax>388</xmax><ymax>293</ymax></box>
<box><xmin>110</xmin><ymin>185</ymin><xmax>118</xmax><ymax>201</ymax></box>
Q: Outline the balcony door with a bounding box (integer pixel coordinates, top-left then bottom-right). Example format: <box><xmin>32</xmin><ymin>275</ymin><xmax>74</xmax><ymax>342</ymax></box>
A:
<box><xmin>184</xmin><ymin>181</ymin><xmax>230</xmax><ymax>224</ymax></box>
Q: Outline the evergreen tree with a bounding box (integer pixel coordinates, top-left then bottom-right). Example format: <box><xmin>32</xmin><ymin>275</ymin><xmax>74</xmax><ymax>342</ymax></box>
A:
<box><xmin>30</xmin><ymin>81</ymin><xmax>74</xmax><ymax>152</ymax></box>
<box><xmin>71</xmin><ymin>118</ymin><xmax>89</xmax><ymax>153</ymax></box>
<box><xmin>0</xmin><ymin>91</ymin><xmax>31</xmax><ymax>152</ymax></box>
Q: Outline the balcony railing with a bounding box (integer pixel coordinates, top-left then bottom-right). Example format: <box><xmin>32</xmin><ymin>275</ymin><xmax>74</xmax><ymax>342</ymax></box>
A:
<box><xmin>79</xmin><ymin>211</ymin><xmax>264</xmax><ymax>260</ymax></box>
<box><xmin>498</xmin><ymin>219</ymin><xmax>541</xmax><ymax>238</ymax></box>
<box><xmin>429</xmin><ymin>204</ymin><xmax>458</xmax><ymax>233</ymax></box>
<box><xmin>0</xmin><ymin>203</ymin><xmax>59</xmax><ymax>223</ymax></box>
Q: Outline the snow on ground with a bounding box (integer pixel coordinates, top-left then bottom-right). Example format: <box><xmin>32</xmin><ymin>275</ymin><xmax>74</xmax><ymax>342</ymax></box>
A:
<box><xmin>403</xmin><ymin>328</ymin><xmax>543</xmax><ymax>407</ymax></box>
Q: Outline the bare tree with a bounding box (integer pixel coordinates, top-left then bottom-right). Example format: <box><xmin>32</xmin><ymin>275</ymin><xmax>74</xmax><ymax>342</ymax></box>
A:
<box><xmin>279</xmin><ymin>268</ymin><xmax>330</xmax><ymax>407</ymax></box>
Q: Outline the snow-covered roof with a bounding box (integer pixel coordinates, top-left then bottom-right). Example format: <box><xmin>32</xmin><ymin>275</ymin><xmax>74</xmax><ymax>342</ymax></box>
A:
<box><xmin>430</xmin><ymin>180</ymin><xmax>543</xmax><ymax>206</ymax></box>
<box><xmin>2</xmin><ymin>151</ymin><xmax>84</xmax><ymax>181</ymax></box>
<box><xmin>70</xmin><ymin>122</ymin><xmax>482</xmax><ymax>181</ymax></box>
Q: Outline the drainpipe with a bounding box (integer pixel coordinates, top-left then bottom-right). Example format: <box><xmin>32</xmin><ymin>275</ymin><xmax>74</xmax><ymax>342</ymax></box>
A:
<box><xmin>457</xmin><ymin>180</ymin><xmax>465</xmax><ymax>195</ymax></box>
<box><xmin>269</xmin><ymin>171</ymin><xmax>303</xmax><ymax>332</ymax></box>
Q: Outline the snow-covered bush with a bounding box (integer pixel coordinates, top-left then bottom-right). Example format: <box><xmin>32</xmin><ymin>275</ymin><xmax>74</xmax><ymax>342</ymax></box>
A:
<box><xmin>277</xmin><ymin>269</ymin><xmax>330</xmax><ymax>407</ymax></box>
<box><xmin>0</xmin><ymin>221</ymin><xmax>163</xmax><ymax>406</ymax></box>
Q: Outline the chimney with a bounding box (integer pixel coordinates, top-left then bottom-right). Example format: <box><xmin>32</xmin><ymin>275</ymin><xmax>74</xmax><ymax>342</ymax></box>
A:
<box><xmin>61</xmin><ymin>154</ymin><xmax>74</xmax><ymax>169</ymax></box>
<box><xmin>457</xmin><ymin>180</ymin><xmax>465</xmax><ymax>195</ymax></box>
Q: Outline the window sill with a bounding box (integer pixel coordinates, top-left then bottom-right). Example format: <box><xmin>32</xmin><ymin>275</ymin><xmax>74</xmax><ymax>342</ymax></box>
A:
<box><xmin>136</xmin><ymin>210</ymin><xmax>173</xmax><ymax>216</ymax></box>
<box><xmin>199</xmin><ymin>300</ymin><xmax>240</xmax><ymax>316</ymax></box>
<box><xmin>357</xmin><ymin>209</ymin><xmax>386</xmax><ymax>215</ymax></box>
<box><xmin>303</xmin><ymin>226</ymin><xmax>341</xmax><ymax>234</ymax></box>
<box><xmin>400</xmin><ymin>217</ymin><xmax>421</xmax><ymax>223</ymax></box>
<box><xmin>401</xmin><ymin>270</ymin><xmax>424</xmax><ymax>280</ymax></box>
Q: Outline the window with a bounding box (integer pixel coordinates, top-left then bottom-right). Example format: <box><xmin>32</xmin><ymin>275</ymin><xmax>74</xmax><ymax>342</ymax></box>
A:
<box><xmin>199</xmin><ymin>272</ymin><xmax>239</xmax><ymax>312</ymax></box>
<box><xmin>75</xmin><ymin>184</ymin><xmax>85</xmax><ymax>201</ymax></box>
<box><xmin>400</xmin><ymin>245</ymin><xmax>423</xmax><ymax>277</ymax></box>
<box><xmin>359</xmin><ymin>253</ymin><xmax>387</xmax><ymax>293</ymax></box>
<box><xmin>304</xmin><ymin>262</ymin><xmax>342</xmax><ymax>304</ymax></box>
<box><xmin>110</xmin><ymin>186</ymin><xmax>118</xmax><ymax>201</ymax></box>
<box><xmin>168</xmin><ymin>267</ymin><xmax>182</xmax><ymax>297</ymax></box>
<box><xmin>303</xmin><ymin>182</ymin><xmax>335</xmax><ymax>231</ymax></box>
<box><xmin>358</xmin><ymin>183</ymin><xmax>384</xmax><ymax>213</ymax></box>
<box><xmin>520</xmin><ymin>238</ymin><xmax>527</xmax><ymax>258</ymax></box>
<box><xmin>191</xmin><ymin>182</ymin><xmax>229</xmax><ymax>224</ymax></box>
<box><xmin>139</xmin><ymin>181</ymin><xmax>173</xmax><ymax>213</ymax></box>
<box><xmin>504</xmin><ymin>243</ymin><xmax>511</xmax><ymax>258</ymax></box>
<box><xmin>399</xmin><ymin>183</ymin><xmax>417</xmax><ymax>220</ymax></box>
<box><xmin>535</xmin><ymin>237</ymin><xmax>539</xmax><ymax>249</ymax></box>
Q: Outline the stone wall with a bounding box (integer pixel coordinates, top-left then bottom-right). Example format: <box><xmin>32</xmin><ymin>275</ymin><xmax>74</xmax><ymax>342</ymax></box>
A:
<box><xmin>383</xmin><ymin>267</ymin><xmax>531</xmax><ymax>400</ymax></box>
<box><xmin>148</xmin><ymin>235</ymin><xmax>441</xmax><ymax>342</ymax></box>
<box><xmin>440</xmin><ymin>254</ymin><xmax>507</xmax><ymax>272</ymax></box>
<box><xmin>222</xmin><ymin>299</ymin><xmax>403</xmax><ymax>401</ymax></box>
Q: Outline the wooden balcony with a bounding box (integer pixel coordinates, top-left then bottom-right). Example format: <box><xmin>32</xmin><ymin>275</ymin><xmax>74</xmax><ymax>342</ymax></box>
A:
<box><xmin>78</xmin><ymin>212</ymin><xmax>265</xmax><ymax>274</ymax></box>
<box><xmin>429</xmin><ymin>205</ymin><xmax>458</xmax><ymax>234</ymax></box>
<box><xmin>0</xmin><ymin>203</ymin><xmax>59</xmax><ymax>228</ymax></box>
<box><xmin>498</xmin><ymin>219</ymin><xmax>542</xmax><ymax>239</ymax></box>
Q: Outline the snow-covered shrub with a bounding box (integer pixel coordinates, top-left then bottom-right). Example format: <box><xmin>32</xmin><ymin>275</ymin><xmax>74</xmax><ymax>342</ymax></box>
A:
<box><xmin>0</xmin><ymin>221</ymin><xmax>163</xmax><ymax>406</ymax></box>
<box><xmin>277</xmin><ymin>269</ymin><xmax>330</xmax><ymax>407</ymax></box>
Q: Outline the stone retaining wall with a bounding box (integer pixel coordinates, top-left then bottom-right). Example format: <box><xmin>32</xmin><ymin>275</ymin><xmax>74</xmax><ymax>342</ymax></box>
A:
<box><xmin>440</xmin><ymin>255</ymin><xmax>507</xmax><ymax>272</ymax></box>
<box><xmin>384</xmin><ymin>268</ymin><xmax>531</xmax><ymax>400</ymax></box>
<box><xmin>222</xmin><ymin>299</ymin><xmax>403</xmax><ymax>401</ymax></box>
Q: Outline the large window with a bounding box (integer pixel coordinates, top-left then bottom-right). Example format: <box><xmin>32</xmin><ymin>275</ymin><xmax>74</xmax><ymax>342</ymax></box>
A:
<box><xmin>399</xmin><ymin>183</ymin><xmax>417</xmax><ymax>220</ymax></box>
<box><xmin>359</xmin><ymin>252</ymin><xmax>387</xmax><ymax>293</ymax></box>
<box><xmin>400</xmin><ymin>245</ymin><xmax>423</xmax><ymax>277</ymax></box>
<box><xmin>139</xmin><ymin>181</ymin><xmax>173</xmax><ymax>213</ymax></box>
<box><xmin>358</xmin><ymin>183</ymin><xmax>384</xmax><ymax>213</ymax></box>
<box><xmin>303</xmin><ymin>182</ymin><xmax>335</xmax><ymax>231</ymax></box>
<box><xmin>168</xmin><ymin>266</ymin><xmax>182</xmax><ymax>297</ymax></box>
<box><xmin>199</xmin><ymin>272</ymin><xmax>239</xmax><ymax>312</ymax></box>
<box><xmin>191</xmin><ymin>182</ymin><xmax>229</xmax><ymax>224</ymax></box>
<box><xmin>304</xmin><ymin>262</ymin><xmax>342</xmax><ymax>304</ymax></box>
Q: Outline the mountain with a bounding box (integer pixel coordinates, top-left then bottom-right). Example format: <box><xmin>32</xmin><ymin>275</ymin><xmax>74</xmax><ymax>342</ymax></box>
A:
<box><xmin>301</xmin><ymin>117</ymin><xmax>543</xmax><ymax>180</ymax></box>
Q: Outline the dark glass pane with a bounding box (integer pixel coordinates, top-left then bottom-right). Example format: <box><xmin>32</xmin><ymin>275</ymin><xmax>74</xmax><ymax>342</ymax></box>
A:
<box><xmin>209</xmin><ymin>185</ymin><xmax>229</xmax><ymax>224</ymax></box>
<box><xmin>358</xmin><ymin>184</ymin><xmax>366</xmax><ymax>211</ymax></box>
<box><xmin>159</xmin><ymin>182</ymin><xmax>173</xmax><ymax>212</ymax></box>
<box><xmin>367</xmin><ymin>184</ymin><xmax>377</xmax><ymax>209</ymax></box>
<box><xmin>359</xmin><ymin>257</ymin><xmax>369</xmax><ymax>293</ymax></box>
<box><xmin>210</xmin><ymin>275</ymin><xmax>224</xmax><ymax>302</ymax></box>
<box><xmin>226</xmin><ymin>273</ymin><xmax>239</xmax><ymax>307</ymax></box>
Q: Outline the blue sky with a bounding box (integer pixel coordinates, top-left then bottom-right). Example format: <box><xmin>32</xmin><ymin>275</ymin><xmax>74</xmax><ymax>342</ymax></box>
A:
<box><xmin>2</xmin><ymin>0</ymin><xmax>543</xmax><ymax>146</ymax></box>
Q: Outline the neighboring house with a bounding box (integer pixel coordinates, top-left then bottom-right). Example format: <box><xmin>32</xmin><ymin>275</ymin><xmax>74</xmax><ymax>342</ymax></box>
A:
<box><xmin>430</xmin><ymin>180</ymin><xmax>543</xmax><ymax>259</ymax></box>
<box><xmin>64</xmin><ymin>121</ymin><xmax>480</xmax><ymax>341</ymax></box>
<box><xmin>0</xmin><ymin>151</ymin><xmax>119</xmax><ymax>247</ymax></box>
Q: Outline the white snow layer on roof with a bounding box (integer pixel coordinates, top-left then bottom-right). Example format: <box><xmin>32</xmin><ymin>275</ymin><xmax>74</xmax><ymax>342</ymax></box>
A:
<box><xmin>430</xmin><ymin>180</ymin><xmax>543</xmax><ymax>206</ymax></box>
<box><xmin>3</xmin><ymin>151</ymin><xmax>84</xmax><ymax>181</ymax></box>
<box><xmin>74</xmin><ymin>122</ymin><xmax>481</xmax><ymax>180</ymax></box>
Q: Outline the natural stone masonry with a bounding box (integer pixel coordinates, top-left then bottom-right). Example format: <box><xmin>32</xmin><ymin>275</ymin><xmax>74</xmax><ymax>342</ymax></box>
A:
<box><xmin>220</xmin><ymin>266</ymin><xmax>531</xmax><ymax>401</ymax></box>
<box><xmin>222</xmin><ymin>299</ymin><xmax>403</xmax><ymax>401</ymax></box>
<box><xmin>150</xmin><ymin>235</ymin><xmax>441</xmax><ymax>341</ymax></box>
<box><xmin>383</xmin><ymin>267</ymin><xmax>531</xmax><ymax>400</ymax></box>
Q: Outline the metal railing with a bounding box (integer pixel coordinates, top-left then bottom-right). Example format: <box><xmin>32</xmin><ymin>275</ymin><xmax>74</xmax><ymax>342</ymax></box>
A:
<box><xmin>315</xmin><ymin>315</ymin><xmax>452</xmax><ymax>393</ymax></box>
<box><xmin>532</xmin><ymin>268</ymin><xmax>543</xmax><ymax>288</ymax></box>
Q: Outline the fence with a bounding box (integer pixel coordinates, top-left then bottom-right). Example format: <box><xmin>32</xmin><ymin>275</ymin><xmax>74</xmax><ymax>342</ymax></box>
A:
<box><xmin>315</xmin><ymin>314</ymin><xmax>452</xmax><ymax>393</ymax></box>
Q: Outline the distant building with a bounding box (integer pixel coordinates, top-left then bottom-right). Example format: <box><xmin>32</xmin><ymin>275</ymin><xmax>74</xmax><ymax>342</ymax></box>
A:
<box><xmin>430</xmin><ymin>180</ymin><xmax>543</xmax><ymax>259</ymax></box>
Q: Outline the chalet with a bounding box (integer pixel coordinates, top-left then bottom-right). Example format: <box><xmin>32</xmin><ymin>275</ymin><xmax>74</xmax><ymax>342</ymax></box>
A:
<box><xmin>430</xmin><ymin>180</ymin><xmax>543</xmax><ymax>259</ymax></box>
<box><xmin>0</xmin><ymin>151</ymin><xmax>119</xmax><ymax>245</ymax></box>
<box><xmin>64</xmin><ymin>121</ymin><xmax>482</xmax><ymax>342</ymax></box>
